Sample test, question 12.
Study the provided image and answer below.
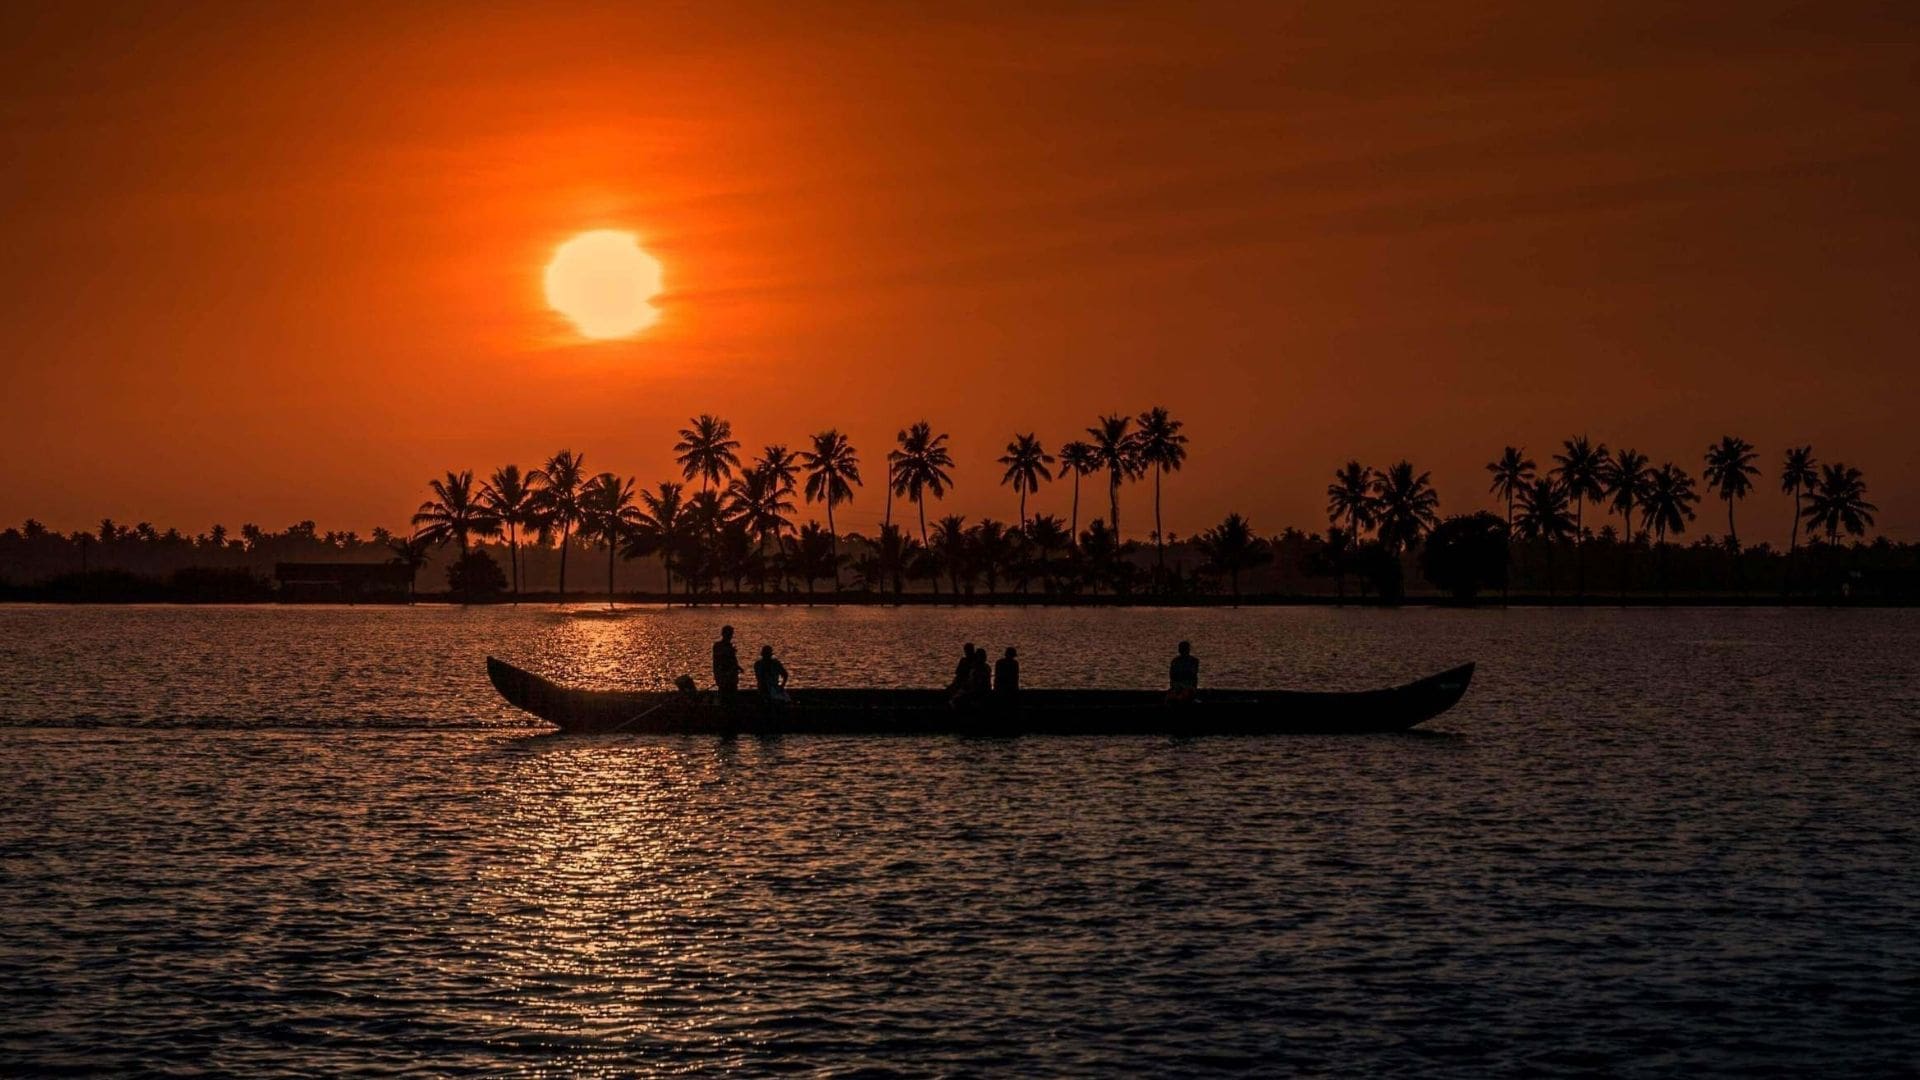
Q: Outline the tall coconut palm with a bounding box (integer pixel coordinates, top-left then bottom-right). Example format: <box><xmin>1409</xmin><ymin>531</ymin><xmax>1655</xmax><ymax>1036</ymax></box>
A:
<box><xmin>480</xmin><ymin>464</ymin><xmax>542</xmax><ymax>602</ymax></box>
<box><xmin>411</xmin><ymin>471</ymin><xmax>501</xmax><ymax>557</ymax></box>
<box><xmin>630</xmin><ymin>481</ymin><xmax>687</xmax><ymax>600</ymax></box>
<box><xmin>1602</xmin><ymin>447</ymin><xmax>1652</xmax><ymax>597</ymax></box>
<box><xmin>1804</xmin><ymin>463</ymin><xmax>1876</xmax><ymax>546</ymax></box>
<box><xmin>1372</xmin><ymin>462</ymin><xmax>1440</xmax><ymax>554</ymax></box>
<box><xmin>1514</xmin><ymin>477</ymin><xmax>1575</xmax><ymax>598</ymax></box>
<box><xmin>673</xmin><ymin>414</ymin><xmax>742</xmax><ymax>492</ymax></box>
<box><xmin>1324</xmin><ymin>460</ymin><xmax>1376</xmax><ymax>602</ymax></box>
<box><xmin>1086</xmin><ymin>414</ymin><xmax>1141</xmax><ymax>540</ymax></box>
<box><xmin>800</xmin><ymin>429</ymin><xmax>862</xmax><ymax>589</ymax></box>
<box><xmin>533</xmin><ymin>449</ymin><xmax>587</xmax><ymax>599</ymax></box>
<box><xmin>1325</xmin><ymin>461</ymin><xmax>1378</xmax><ymax>542</ymax></box>
<box><xmin>1132</xmin><ymin>406</ymin><xmax>1189</xmax><ymax>577</ymax></box>
<box><xmin>1551</xmin><ymin>436</ymin><xmax>1609</xmax><ymax>596</ymax></box>
<box><xmin>996</xmin><ymin>432</ymin><xmax>1055</xmax><ymax>529</ymax></box>
<box><xmin>725</xmin><ymin>467</ymin><xmax>794</xmax><ymax>587</ymax></box>
<box><xmin>1702</xmin><ymin>435</ymin><xmax>1760</xmax><ymax>551</ymax></box>
<box><xmin>1779</xmin><ymin>445</ymin><xmax>1818</xmax><ymax>596</ymax></box>
<box><xmin>580</xmin><ymin>472</ymin><xmax>642</xmax><ymax>609</ymax></box>
<box><xmin>1057</xmin><ymin>440</ymin><xmax>1098</xmax><ymax>544</ymax></box>
<box><xmin>1486</xmin><ymin>446</ymin><xmax>1536</xmax><ymax>536</ymax></box>
<box><xmin>1643</xmin><ymin>463</ymin><xmax>1700</xmax><ymax>597</ymax></box>
<box><xmin>890</xmin><ymin>421</ymin><xmax>955</xmax><ymax>573</ymax></box>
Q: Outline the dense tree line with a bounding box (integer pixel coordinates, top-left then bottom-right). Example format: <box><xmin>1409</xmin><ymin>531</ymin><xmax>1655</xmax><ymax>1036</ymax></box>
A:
<box><xmin>1</xmin><ymin>418</ymin><xmax>1905</xmax><ymax>602</ymax></box>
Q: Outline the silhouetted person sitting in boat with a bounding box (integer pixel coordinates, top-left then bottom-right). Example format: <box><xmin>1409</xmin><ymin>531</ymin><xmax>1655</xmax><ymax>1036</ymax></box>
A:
<box><xmin>951</xmin><ymin>643</ymin><xmax>977</xmax><ymax>694</ymax></box>
<box><xmin>970</xmin><ymin>647</ymin><xmax>992</xmax><ymax>696</ymax></box>
<box><xmin>713</xmin><ymin>626</ymin><xmax>743</xmax><ymax>705</ymax></box>
<box><xmin>1168</xmin><ymin>640</ymin><xmax>1199</xmax><ymax>704</ymax></box>
<box><xmin>994</xmin><ymin>647</ymin><xmax>1020</xmax><ymax>700</ymax></box>
<box><xmin>755</xmin><ymin>644</ymin><xmax>789</xmax><ymax>705</ymax></box>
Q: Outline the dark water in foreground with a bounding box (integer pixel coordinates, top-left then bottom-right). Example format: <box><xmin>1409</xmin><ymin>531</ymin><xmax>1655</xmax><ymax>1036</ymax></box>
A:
<box><xmin>2</xmin><ymin>605</ymin><xmax>1917</xmax><ymax>1075</ymax></box>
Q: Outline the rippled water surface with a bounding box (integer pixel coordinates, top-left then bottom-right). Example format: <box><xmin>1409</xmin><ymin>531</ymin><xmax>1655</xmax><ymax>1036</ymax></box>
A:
<box><xmin>2</xmin><ymin>604</ymin><xmax>1917</xmax><ymax>1075</ymax></box>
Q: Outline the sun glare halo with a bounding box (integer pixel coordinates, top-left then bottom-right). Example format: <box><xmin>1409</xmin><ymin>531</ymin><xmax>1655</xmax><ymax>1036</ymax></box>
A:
<box><xmin>544</xmin><ymin>230</ymin><xmax>663</xmax><ymax>340</ymax></box>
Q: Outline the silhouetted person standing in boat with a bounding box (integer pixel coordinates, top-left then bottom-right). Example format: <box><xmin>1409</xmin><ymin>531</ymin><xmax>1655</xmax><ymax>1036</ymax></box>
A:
<box><xmin>713</xmin><ymin>626</ymin><xmax>743</xmax><ymax>705</ymax></box>
<box><xmin>755</xmin><ymin>644</ymin><xmax>789</xmax><ymax>704</ymax></box>
<box><xmin>994</xmin><ymin>647</ymin><xmax>1020</xmax><ymax>700</ymax></box>
<box><xmin>1168</xmin><ymin>640</ymin><xmax>1199</xmax><ymax>703</ymax></box>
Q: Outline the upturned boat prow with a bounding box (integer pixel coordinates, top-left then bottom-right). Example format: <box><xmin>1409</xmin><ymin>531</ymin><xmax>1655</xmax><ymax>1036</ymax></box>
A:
<box><xmin>486</xmin><ymin>656</ymin><xmax>1474</xmax><ymax>737</ymax></box>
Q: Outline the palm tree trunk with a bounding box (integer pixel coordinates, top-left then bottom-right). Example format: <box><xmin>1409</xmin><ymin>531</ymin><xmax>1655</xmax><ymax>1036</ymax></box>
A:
<box><xmin>827</xmin><ymin>501</ymin><xmax>840</xmax><ymax>590</ymax></box>
<box><xmin>1019</xmin><ymin>488</ymin><xmax>1027</xmax><ymax>531</ymax></box>
<box><xmin>1069</xmin><ymin>474</ymin><xmax>1081</xmax><ymax>545</ymax></box>
<box><xmin>557</xmin><ymin>524</ymin><xmax>570</xmax><ymax>601</ymax></box>
<box><xmin>918</xmin><ymin>496</ymin><xmax>934</xmax><ymax>595</ymax></box>
<box><xmin>1154</xmin><ymin>469</ymin><xmax>1165</xmax><ymax>579</ymax></box>
<box><xmin>607</xmin><ymin>542</ymin><xmax>617</xmax><ymax>610</ymax></box>
<box><xmin>1109</xmin><ymin>474</ymin><xmax>1121</xmax><ymax>539</ymax></box>
<box><xmin>1619</xmin><ymin>506</ymin><xmax>1633</xmax><ymax>600</ymax></box>
<box><xmin>1574</xmin><ymin>496</ymin><xmax>1586</xmax><ymax>599</ymax></box>
<box><xmin>508</xmin><ymin>523</ymin><xmax>520</xmax><ymax>604</ymax></box>
<box><xmin>1503</xmin><ymin>494</ymin><xmax>1513</xmax><ymax>601</ymax></box>
<box><xmin>1784</xmin><ymin>489</ymin><xmax>1801</xmax><ymax>598</ymax></box>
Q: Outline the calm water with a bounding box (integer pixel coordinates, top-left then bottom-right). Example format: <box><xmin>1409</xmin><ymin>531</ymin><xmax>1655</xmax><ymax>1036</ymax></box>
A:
<box><xmin>2</xmin><ymin>604</ymin><xmax>1916</xmax><ymax>1075</ymax></box>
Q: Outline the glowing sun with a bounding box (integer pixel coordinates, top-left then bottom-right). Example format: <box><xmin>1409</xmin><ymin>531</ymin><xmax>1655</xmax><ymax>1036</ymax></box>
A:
<box><xmin>544</xmin><ymin>230</ymin><xmax>663</xmax><ymax>339</ymax></box>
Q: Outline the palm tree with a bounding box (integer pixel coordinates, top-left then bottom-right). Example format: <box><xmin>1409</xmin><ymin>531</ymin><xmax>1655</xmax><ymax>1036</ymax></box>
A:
<box><xmin>1132</xmin><ymin>406</ymin><xmax>1189</xmax><ymax>579</ymax></box>
<box><xmin>1643</xmin><ymin>463</ymin><xmax>1700</xmax><ymax>597</ymax></box>
<box><xmin>673</xmin><ymin>414</ymin><xmax>742</xmax><ymax>492</ymax></box>
<box><xmin>1057</xmin><ymin>440</ymin><xmax>1098</xmax><ymax>544</ymax></box>
<box><xmin>791</xmin><ymin>523</ymin><xmax>838</xmax><ymax>598</ymax></box>
<box><xmin>480</xmin><ymin>464</ymin><xmax>542</xmax><ymax>603</ymax></box>
<box><xmin>1325</xmin><ymin>461</ymin><xmax>1377</xmax><ymax>542</ymax></box>
<box><xmin>799</xmin><ymin>429</ymin><xmax>861</xmax><ymax>589</ymax></box>
<box><xmin>1702</xmin><ymin>435</ymin><xmax>1760</xmax><ymax>551</ymax></box>
<box><xmin>1602</xmin><ymin>447</ymin><xmax>1652</xmax><ymax>596</ymax></box>
<box><xmin>931</xmin><ymin>514</ymin><xmax>970</xmax><ymax>595</ymax></box>
<box><xmin>970</xmin><ymin>519</ymin><xmax>1014</xmax><ymax>594</ymax></box>
<box><xmin>1486</xmin><ymin>447</ymin><xmax>1536</xmax><ymax>533</ymax></box>
<box><xmin>1514</xmin><ymin>478</ymin><xmax>1575</xmax><ymax>597</ymax></box>
<box><xmin>1372</xmin><ymin>461</ymin><xmax>1440</xmax><ymax>555</ymax></box>
<box><xmin>580</xmin><ymin>472</ymin><xmax>642</xmax><ymax>609</ymax></box>
<box><xmin>1086</xmin><ymin>414</ymin><xmax>1142</xmax><ymax>540</ymax></box>
<box><xmin>1195</xmin><ymin>512</ymin><xmax>1272</xmax><ymax>601</ymax></box>
<box><xmin>996</xmin><ymin>432</ymin><xmax>1055</xmax><ymax>529</ymax></box>
<box><xmin>1323</xmin><ymin>461</ymin><xmax>1377</xmax><ymax>602</ymax></box>
<box><xmin>631</xmin><ymin>481</ymin><xmax>686</xmax><ymax>601</ymax></box>
<box><xmin>890</xmin><ymin>422</ymin><xmax>955</xmax><ymax>587</ymax></box>
<box><xmin>1023</xmin><ymin>513</ymin><xmax>1070</xmax><ymax>592</ymax></box>
<box><xmin>725</xmin><ymin>467</ymin><xmax>794</xmax><ymax>591</ymax></box>
<box><xmin>1780</xmin><ymin>445</ymin><xmax>1818</xmax><ymax>596</ymax></box>
<box><xmin>1551</xmin><ymin>436</ymin><xmax>1609</xmax><ymax>596</ymax></box>
<box><xmin>411</xmin><ymin>470</ymin><xmax>501</xmax><ymax>556</ymax></box>
<box><xmin>533</xmin><ymin>449</ymin><xmax>587</xmax><ymax>599</ymax></box>
<box><xmin>387</xmin><ymin>534</ymin><xmax>433</xmax><ymax>603</ymax></box>
<box><xmin>1804</xmin><ymin>463</ymin><xmax>1876</xmax><ymax>546</ymax></box>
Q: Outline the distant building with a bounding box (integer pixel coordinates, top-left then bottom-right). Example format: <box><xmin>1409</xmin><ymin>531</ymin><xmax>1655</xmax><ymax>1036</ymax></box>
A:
<box><xmin>274</xmin><ymin>562</ymin><xmax>412</xmax><ymax>603</ymax></box>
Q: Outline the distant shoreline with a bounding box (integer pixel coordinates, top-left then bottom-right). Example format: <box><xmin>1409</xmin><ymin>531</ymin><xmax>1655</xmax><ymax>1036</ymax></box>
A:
<box><xmin>1</xmin><ymin>591</ymin><xmax>1908</xmax><ymax>609</ymax></box>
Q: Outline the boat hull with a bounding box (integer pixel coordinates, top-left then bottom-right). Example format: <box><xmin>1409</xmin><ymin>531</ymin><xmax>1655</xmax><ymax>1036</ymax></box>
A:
<box><xmin>486</xmin><ymin>657</ymin><xmax>1474</xmax><ymax>736</ymax></box>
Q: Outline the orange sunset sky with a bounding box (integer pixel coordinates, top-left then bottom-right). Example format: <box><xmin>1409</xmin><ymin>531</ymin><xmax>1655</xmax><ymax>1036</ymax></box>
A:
<box><xmin>2</xmin><ymin>2</ymin><xmax>1915</xmax><ymax>543</ymax></box>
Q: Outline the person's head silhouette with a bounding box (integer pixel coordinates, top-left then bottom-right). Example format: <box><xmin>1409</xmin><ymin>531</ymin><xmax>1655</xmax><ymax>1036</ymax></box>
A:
<box><xmin>760</xmin><ymin>645</ymin><xmax>773</xmax><ymax>659</ymax></box>
<box><xmin>1178</xmin><ymin>640</ymin><xmax>1192</xmax><ymax>656</ymax></box>
<box><xmin>721</xmin><ymin>625</ymin><xmax>734</xmax><ymax>640</ymax></box>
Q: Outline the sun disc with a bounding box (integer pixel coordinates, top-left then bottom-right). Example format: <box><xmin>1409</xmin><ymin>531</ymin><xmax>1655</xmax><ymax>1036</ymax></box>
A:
<box><xmin>544</xmin><ymin>230</ymin><xmax>663</xmax><ymax>339</ymax></box>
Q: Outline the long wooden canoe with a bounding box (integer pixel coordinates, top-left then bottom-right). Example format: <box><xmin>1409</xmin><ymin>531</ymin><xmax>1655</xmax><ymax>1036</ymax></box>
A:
<box><xmin>487</xmin><ymin>656</ymin><xmax>1474</xmax><ymax>735</ymax></box>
